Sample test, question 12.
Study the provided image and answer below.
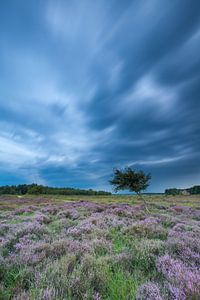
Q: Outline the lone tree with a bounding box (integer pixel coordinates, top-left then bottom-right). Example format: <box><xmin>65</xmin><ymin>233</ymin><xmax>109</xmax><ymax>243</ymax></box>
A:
<box><xmin>109</xmin><ymin>167</ymin><xmax>151</xmax><ymax>208</ymax></box>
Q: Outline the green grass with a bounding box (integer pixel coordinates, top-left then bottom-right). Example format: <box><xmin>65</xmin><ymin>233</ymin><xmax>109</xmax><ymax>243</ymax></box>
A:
<box><xmin>105</xmin><ymin>268</ymin><xmax>138</xmax><ymax>300</ymax></box>
<box><xmin>0</xmin><ymin>194</ymin><xmax>200</xmax><ymax>216</ymax></box>
<box><xmin>0</xmin><ymin>194</ymin><xmax>200</xmax><ymax>299</ymax></box>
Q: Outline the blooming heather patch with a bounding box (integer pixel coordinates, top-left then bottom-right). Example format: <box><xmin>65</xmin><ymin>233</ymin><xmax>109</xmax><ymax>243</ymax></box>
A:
<box><xmin>124</xmin><ymin>217</ymin><xmax>167</xmax><ymax>239</ymax></box>
<box><xmin>156</xmin><ymin>254</ymin><xmax>200</xmax><ymax>298</ymax></box>
<box><xmin>136</xmin><ymin>282</ymin><xmax>163</xmax><ymax>300</ymax></box>
<box><xmin>0</xmin><ymin>197</ymin><xmax>200</xmax><ymax>299</ymax></box>
<box><xmin>166</xmin><ymin>221</ymin><xmax>200</xmax><ymax>267</ymax></box>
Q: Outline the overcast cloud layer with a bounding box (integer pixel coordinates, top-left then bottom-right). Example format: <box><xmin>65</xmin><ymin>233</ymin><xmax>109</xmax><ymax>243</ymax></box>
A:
<box><xmin>0</xmin><ymin>0</ymin><xmax>200</xmax><ymax>192</ymax></box>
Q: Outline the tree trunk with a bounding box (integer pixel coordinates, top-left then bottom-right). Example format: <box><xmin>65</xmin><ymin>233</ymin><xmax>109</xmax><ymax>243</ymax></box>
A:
<box><xmin>137</xmin><ymin>192</ymin><xmax>149</xmax><ymax>213</ymax></box>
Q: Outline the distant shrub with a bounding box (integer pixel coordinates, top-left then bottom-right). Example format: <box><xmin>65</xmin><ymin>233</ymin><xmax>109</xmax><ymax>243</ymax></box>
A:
<box><xmin>0</xmin><ymin>183</ymin><xmax>111</xmax><ymax>196</ymax></box>
<box><xmin>165</xmin><ymin>188</ymin><xmax>181</xmax><ymax>195</ymax></box>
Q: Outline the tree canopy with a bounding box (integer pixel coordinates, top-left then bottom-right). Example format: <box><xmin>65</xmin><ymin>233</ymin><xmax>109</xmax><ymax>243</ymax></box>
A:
<box><xmin>165</xmin><ymin>185</ymin><xmax>200</xmax><ymax>195</ymax></box>
<box><xmin>109</xmin><ymin>167</ymin><xmax>151</xmax><ymax>195</ymax></box>
<box><xmin>0</xmin><ymin>184</ymin><xmax>111</xmax><ymax>196</ymax></box>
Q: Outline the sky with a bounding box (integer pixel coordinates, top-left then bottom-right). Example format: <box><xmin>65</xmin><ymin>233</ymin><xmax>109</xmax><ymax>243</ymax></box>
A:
<box><xmin>0</xmin><ymin>0</ymin><xmax>200</xmax><ymax>192</ymax></box>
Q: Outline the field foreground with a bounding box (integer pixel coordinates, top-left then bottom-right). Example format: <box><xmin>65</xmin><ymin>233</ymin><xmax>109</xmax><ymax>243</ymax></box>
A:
<box><xmin>0</xmin><ymin>195</ymin><xmax>200</xmax><ymax>299</ymax></box>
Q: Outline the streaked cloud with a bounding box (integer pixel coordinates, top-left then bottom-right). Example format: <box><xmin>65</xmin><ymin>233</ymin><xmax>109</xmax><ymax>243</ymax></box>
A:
<box><xmin>0</xmin><ymin>0</ymin><xmax>200</xmax><ymax>191</ymax></box>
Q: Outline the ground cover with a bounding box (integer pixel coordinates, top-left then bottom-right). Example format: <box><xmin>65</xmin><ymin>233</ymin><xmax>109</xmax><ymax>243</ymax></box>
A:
<box><xmin>0</xmin><ymin>195</ymin><xmax>200</xmax><ymax>299</ymax></box>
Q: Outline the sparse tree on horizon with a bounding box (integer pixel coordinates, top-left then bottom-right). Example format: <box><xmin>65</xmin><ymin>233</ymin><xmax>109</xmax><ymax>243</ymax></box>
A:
<box><xmin>109</xmin><ymin>167</ymin><xmax>151</xmax><ymax>209</ymax></box>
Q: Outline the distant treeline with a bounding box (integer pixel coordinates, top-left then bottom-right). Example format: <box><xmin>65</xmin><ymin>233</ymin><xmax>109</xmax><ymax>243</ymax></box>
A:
<box><xmin>0</xmin><ymin>184</ymin><xmax>111</xmax><ymax>196</ymax></box>
<box><xmin>165</xmin><ymin>185</ymin><xmax>200</xmax><ymax>195</ymax></box>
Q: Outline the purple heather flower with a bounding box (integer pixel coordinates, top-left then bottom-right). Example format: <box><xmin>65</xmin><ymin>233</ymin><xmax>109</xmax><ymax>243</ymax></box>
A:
<box><xmin>167</xmin><ymin>283</ymin><xmax>186</xmax><ymax>300</ymax></box>
<box><xmin>156</xmin><ymin>255</ymin><xmax>200</xmax><ymax>296</ymax></box>
<box><xmin>136</xmin><ymin>282</ymin><xmax>163</xmax><ymax>300</ymax></box>
<box><xmin>167</xmin><ymin>222</ymin><xmax>200</xmax><ymax>266</ymax></box>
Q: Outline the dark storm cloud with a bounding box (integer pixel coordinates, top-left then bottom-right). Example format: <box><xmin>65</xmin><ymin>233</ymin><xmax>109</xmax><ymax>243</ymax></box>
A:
<box><xmin>0</xmin><ymin>0</ymin><xmax>200</xmax><ymax>191</ymax></box>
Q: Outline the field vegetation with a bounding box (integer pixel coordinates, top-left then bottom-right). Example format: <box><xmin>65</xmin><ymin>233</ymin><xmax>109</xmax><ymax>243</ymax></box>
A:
<box><xmin>0</xmin><ymin>194</ymin><xmax>200</xmax><ymax>299</ymax></box>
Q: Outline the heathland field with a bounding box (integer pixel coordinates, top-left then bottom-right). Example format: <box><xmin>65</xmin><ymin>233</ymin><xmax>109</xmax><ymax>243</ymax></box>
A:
<box><xmin>0</xmin><ymin>195</ymin><xmax>200</xmax><ymax>299</ymax></box>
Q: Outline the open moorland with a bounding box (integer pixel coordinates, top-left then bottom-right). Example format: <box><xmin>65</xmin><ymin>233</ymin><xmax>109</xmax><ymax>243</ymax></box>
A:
<box><xmin>0</xmin><ymin>195</ymin><xmax>200</xmax><ymax>299</ymax></box>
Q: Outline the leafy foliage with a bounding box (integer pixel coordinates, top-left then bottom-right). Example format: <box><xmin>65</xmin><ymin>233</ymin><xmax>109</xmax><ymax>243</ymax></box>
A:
<box><xmin>165</xmin><ymin>188</ymin><xmax>181</xmax><ymax>195</ymax></box>
<box><xmin>165</xmin><ymin>185</ymin><xmax>200</xmax><ymax>195</ymax></box>
<box><xmin>0</xmin><ymin>183</ymin><xmax>111</xmax><ymax>196</ymax></box>
<box><xmin>110</xmin><ymin>167</ymin><xmax>151</xmax><ymax>194</ymax></box>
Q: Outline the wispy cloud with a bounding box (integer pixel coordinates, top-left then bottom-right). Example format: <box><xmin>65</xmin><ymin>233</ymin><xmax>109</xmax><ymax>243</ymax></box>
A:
<box><xmin>0</xmin><ymin>0</ymin><xmax>200</xmax><ymax>191</ymax></box>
